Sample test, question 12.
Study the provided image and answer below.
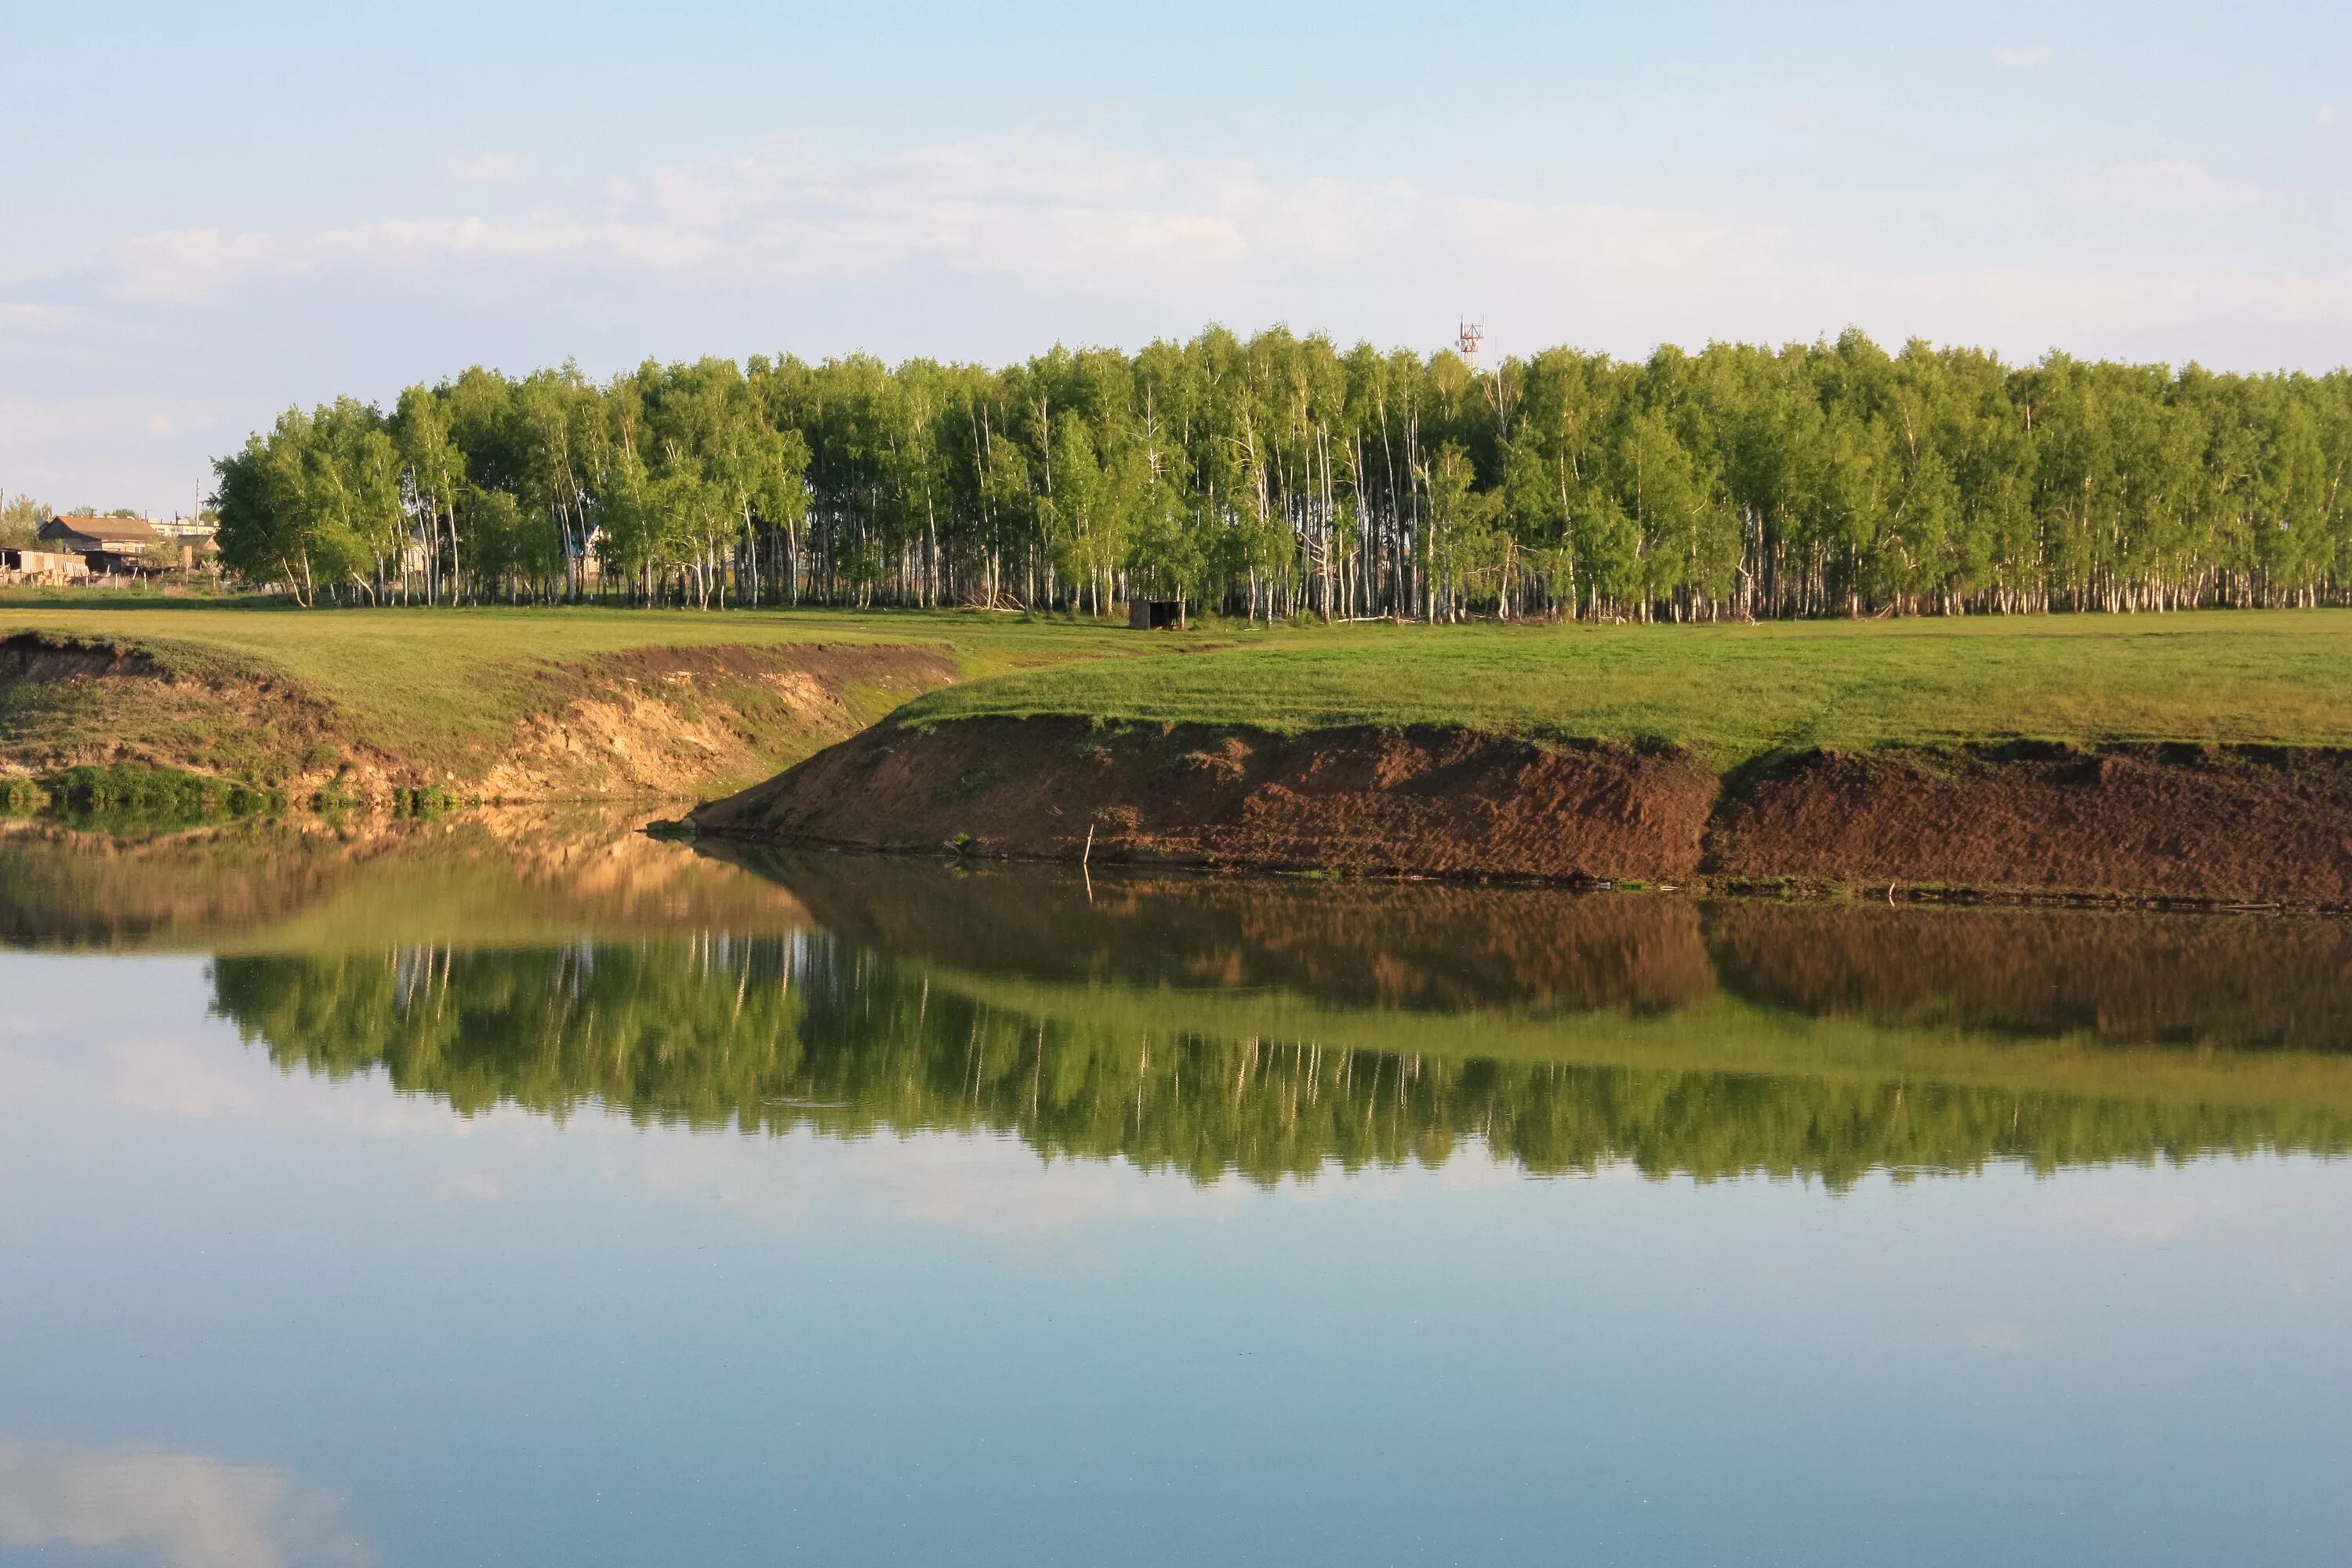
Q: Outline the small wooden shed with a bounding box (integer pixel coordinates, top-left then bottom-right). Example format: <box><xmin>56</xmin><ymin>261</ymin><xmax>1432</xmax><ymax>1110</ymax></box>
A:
<box><xmin>2</xmin><ymin>549</ymin><xmax>90</xmax><ymax>583</ymax></box>
<box><xmin>1127</xmin><ymin>599</ymin><xmax>1183</xmax><ymax>630</ymax></box>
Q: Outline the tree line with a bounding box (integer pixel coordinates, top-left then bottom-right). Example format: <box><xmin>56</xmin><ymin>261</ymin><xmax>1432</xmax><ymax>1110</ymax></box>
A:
<box><xmin>212</xmin><ymin>326</ymin><xmax>2352</xmax><ymax>619</ymax></box>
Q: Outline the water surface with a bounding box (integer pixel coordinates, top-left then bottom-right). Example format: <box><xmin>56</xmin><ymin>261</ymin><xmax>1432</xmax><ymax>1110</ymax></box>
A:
<box><xmin>1</xmin><ymin>816</ymin><xmax>2347</xmax><ymax>1566</ymax></box>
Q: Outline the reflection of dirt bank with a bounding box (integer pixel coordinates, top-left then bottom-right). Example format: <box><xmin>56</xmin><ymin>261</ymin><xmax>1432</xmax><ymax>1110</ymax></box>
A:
<box><xmin>725</xmin><ymin>848</ymin><xmax>1713</xmax><ymax>1014</ymax></box>
<box><xmin>1705</xmin><ymin>902</ymin><xmax>2352</xmax><ymax>1051</ymax></box>
<box><xmin>694</xmin><ymin>718</ymin><xmax>2352</xmax><ymax>907</ymax></box>
<box><xmin>718</xmin><ymin>851</ymin><xmax>2352</xmax><ymax>1053</ymax></box>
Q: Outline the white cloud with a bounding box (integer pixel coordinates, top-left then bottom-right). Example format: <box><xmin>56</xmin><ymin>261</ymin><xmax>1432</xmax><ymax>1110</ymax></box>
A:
<box><xmin>1995</xmin><ymin>44</ymin><xmax>2053</xmax><ymax>69</ymax></box>
<box><xmin>436</xmin><ymin>149</ymin><xmax>521</xmax><ymax>183</ymax></box>
<box><xmin>2319</xmin><ymin>104</ymin><xmax>2340</xmax><ymax>128</ymax></box>
<box><xmin>88</xmin><ymin>132</ymin><xmax>1764</xmax><ymax>312</ymax></box>
<box><xmin>0</xmin><ymin>302</ymin><xmax>71</xmax><ymax>334</ymax></box>
<box><xmin>2065</xmin><ymin>159</ymin><xmax>2275</xmax><ymax>216</ymax></box>
<box><xmin>108</xmin><ymin>216</ymin><xmax>708</xmax><ymax>305</ymax></box>
<box><xmin>0</xmin><ymin>1439</ymin><xmax>372</xmax><ymax>1568</ymax></box>
<box><xmin>11</xmin><ymin>125</ymin><xmax>2352</xmax><ymax>510</ymax></box>
<box><xmin>60</xmin><ymin>130</ymin><xmax>2352</xmax><ymax>361</ymax></box>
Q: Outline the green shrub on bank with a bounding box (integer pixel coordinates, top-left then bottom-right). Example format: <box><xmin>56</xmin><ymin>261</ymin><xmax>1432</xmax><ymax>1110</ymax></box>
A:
<box><xmin>0</xmin><ymin>777</ymin><xmax>45</xmax><ymax>815</ymax></box>
<box><xmin>393</xmin><ymin>786</ymin><xmax>459</xmax><ymax>818</ymax></box>
<box><xmin>45</xmin><ymin>763</ymin><xmax>280</xmax><ymax>832</ymax></box>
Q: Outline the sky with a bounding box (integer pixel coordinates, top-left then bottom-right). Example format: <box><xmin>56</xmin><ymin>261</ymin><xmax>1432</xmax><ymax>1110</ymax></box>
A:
<box><xmin>3</xmin><ymin>0</ymin><xmax>2349</xmax><ymax>514</ymax></box>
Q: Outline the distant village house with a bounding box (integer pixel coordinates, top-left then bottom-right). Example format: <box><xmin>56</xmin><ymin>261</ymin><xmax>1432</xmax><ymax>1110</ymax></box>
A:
<box><xmin>40</xmin><ymin>514</ymin><xmax>165</xmax><ymax>557</ymax></box>
<box><xmin>31</xmin><ymin>514</ymin><xmax>218</xmax><ymax>575</ymax></box>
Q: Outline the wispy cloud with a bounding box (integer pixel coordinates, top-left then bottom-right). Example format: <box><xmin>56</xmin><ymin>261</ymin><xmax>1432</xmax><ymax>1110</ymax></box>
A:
<box><xmin>435</xmin><ymin>149</ymin><xmax>521</xmax><ymax>183</ymax></box>
<box><xmin>0</xmin><ymin>302</ymin><xmax>73</xmax><ymax>335</ymax></box>
<box><xmin>1995</xmin><ymin>44</ymin><xmax>2053</xmax><ymax>69</ymax></box>
<box><xmin>2064</xmin><ymin>159</ymin><xmax>2276</xmax><ymax>216</ymax></box>
<box><xmin>68</xmin><ymin>130</ymin><xmax>2352</xmax><ymax>350</ymax></box>
<box><xmin>92</xmin><ymin>132</ymin><xmax>1774</xmax><ymax>318</ymax></box>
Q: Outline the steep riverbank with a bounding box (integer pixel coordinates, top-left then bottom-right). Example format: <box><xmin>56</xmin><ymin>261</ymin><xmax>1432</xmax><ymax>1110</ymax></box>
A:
<box><xmin>0</xmin><ymin>630</ymin><xmax>956</xmax><ymax>804</ymax></box>
<box><xmin>688</xmin><ymin>716</ymin><xmax>2352</xmax><ymax>908</ymax></box>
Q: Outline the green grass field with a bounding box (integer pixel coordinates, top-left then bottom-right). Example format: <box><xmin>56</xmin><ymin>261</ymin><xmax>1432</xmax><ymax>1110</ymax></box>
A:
<box><xmin>6</xmin><ymin>598</ymin><xmax>2352</xmax><ymax>775</ymax></box>
<box><xmin>906</xmin><ymin>610</ymin><xmax>2352</xmax><ymax>767</ymax></box>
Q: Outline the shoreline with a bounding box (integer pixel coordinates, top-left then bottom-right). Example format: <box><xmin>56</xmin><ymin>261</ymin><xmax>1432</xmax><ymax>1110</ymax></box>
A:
<box><xmin>688</xmin><ymin>716</ymin><xmax>2352</xmax><ymax>911</ymax></box>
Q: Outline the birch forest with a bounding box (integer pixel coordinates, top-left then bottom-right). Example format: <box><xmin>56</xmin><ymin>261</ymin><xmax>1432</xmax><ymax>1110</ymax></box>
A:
<box><xmin>212</xmin><ymin>326</ymin><xmax>2352</xmax><ymax>619</ymax></box>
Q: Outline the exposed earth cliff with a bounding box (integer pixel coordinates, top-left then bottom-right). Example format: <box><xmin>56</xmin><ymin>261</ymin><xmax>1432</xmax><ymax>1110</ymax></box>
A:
<box><xmin>690</xmin><ymin>716</ymin><xmax>2352</xmax><ymax>908</ymax></box>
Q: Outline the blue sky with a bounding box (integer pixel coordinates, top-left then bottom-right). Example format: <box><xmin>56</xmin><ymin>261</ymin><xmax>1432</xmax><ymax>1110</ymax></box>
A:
<box><xmin>4</xmin><ymin>0</ymin><xmax>2349</xmax><ymax>511</ymax></box>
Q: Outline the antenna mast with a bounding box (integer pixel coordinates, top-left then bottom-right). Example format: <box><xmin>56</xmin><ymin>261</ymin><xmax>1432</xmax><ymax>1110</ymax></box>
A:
<box><xmin>1455</xmin><ymin>318</ymin><xmax>1486</xmax><ymax>369</ymax></box>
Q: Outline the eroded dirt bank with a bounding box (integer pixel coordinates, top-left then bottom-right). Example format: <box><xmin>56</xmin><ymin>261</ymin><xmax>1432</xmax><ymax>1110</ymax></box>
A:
<box><xmin>690</xmin><ymin>717</ymin><xmax>2352</xmax><ymax>907</ymax></box>
<box><xmin>1709</xmin><ymin>744</ymin><xmax>2352</xmax><ymax>905</ymax></box>
<box><xmin>0</xmin><ymin>632</ymin><xmax>956</xmax><ymax>803</ymax></box>
<box><xmin>691</xmin><ymin>717</ymin><xmax>1718</xmax><ymax>883</ymax></box>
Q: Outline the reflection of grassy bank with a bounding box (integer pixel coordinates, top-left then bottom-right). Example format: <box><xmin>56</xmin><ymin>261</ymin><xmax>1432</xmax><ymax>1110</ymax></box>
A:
<box><xmin>0</xmin><ymin>808</ymin><xmax>808</xmax><ymax>954</ymax></box>
<box><xmin>928</xmin><ymin>966</ymin><xmax>2352</xmax><ymax>1140</ymax></box>
<box><xmin>13</xmin><ymin>820</ymin><xmax>2352</xmax><ymax>1184</ymax></box>
<box><xmin>211</xmin><ymin>933</ymin><xmax>2352</xmax><ymax>1189</ymax></box>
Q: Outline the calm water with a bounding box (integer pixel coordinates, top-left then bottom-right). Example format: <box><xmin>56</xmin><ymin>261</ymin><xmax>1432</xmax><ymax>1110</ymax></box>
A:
<box><xmin>0</xmin><ymin>816</ymin><xmax>2347</xmax><ymax>1566</ymax></box>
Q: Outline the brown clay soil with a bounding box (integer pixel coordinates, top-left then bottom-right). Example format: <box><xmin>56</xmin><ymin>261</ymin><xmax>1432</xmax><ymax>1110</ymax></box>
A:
<box><xmin>1712</xmin><ymin>744</ymin><xmax>2352</xmax><ymax>906</ymax></box>
<box><xmin>692</xmin><ymin>717</ymin><xmax>2352</xmax><ymax>908</ymax></box>
<box><xmin>691</xmin><ymin>717</ymin><xmax>1719</xmax><ymax>884</ymax></box>
<box><xmin>468</xmin><ymin>642</ymin><xmax>954</xmax><ymax>801</ymax></box>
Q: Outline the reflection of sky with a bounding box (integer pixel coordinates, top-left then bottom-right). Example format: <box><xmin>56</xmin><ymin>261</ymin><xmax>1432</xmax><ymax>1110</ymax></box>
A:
<box><xmin>2</xmin><ymin>953</ymin><xmax>2348</xmax><ymax>1567</ymax></box>
<box><xmin>0</xmin><ymin>1440</ymin><xmax>368</xmax><ymax>1568</ymax></box>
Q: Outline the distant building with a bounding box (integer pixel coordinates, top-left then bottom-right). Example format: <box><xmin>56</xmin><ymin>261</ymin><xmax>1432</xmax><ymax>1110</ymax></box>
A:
<box><xmin>29</xmin><ymin>515</ymin><xmax>217</xmax><ymax>577</ymax></box>
<box><xmin>1</xmin><ymin>549</ymin><xmax>91</xmax><ymax>583</ymax></box>
<box><xmin>39</xmin><ymin>514</ymin><xmax>165</xmax><ymax>557</ymax></box>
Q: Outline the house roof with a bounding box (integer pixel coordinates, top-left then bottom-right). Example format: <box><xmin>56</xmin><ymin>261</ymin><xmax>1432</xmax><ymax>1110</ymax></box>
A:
<box><xmin>42</xmin><ymin>515</ymin><xmax>164</xmax><ymax>545</ymax></box>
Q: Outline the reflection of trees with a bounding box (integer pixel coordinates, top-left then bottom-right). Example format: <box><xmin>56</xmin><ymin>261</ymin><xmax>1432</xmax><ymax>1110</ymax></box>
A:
<box><xmin>212</xmin><ymin>934</ymin><xmax>2352</xmax><ymax>1189</ymax></box>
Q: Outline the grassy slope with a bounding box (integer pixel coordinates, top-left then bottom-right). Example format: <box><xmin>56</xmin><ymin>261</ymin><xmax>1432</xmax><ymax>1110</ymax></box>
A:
<box><xmin>9</xmin><ymin>601</ymin><xmax>2352</xmax><ymax>776</ymax></box>
<box><xmin>1</xmin><ymin>601</ymin><xmax>1134</xmax><ymax>731</ymax></box>
<box><xmin>0</xmin><ymin>601</ymin><xmax>1206</xmax><ymax>780</ymax></box>
<box><xmin>907</xmin><ymin>609</ymin><xmax>2352</xmax><ymax>768</ymax></box>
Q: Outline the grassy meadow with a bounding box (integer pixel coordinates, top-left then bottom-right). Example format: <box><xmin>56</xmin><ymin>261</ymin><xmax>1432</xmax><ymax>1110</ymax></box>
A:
<box><xmin>906</xmin><ymin>608</ymin><xmax>2352</xmax><ymax>768</ymax></box>
<box><xmin>6</xmin><ymin>598</ymin><xmax>2352</xmax><ymax>777</ymax></box>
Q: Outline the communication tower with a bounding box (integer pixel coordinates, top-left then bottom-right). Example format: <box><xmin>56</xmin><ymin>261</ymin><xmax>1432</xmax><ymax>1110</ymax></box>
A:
<box><xmin>1455</xmin><ymin>318</ymin><xmax>1485</xmax><ymax>368</ymax></box>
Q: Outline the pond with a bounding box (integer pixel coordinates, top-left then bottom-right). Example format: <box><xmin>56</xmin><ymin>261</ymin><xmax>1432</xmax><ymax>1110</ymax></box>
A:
<box><xmin>0</xmin><ymin>815</ymin><xmax>2347</xmax><ymax>1566</ymax></box>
